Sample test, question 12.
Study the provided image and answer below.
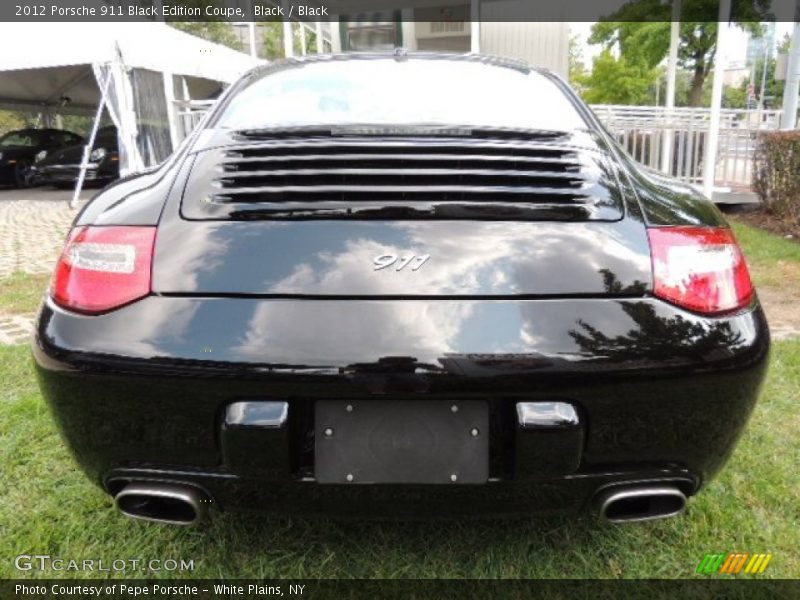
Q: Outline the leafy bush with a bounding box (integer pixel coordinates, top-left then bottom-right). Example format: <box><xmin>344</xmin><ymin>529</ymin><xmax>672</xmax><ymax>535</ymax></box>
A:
<box><xmin>753</xmin><ymin>131</ymin><xmax>800</xmax><ymax>222</ymax></box>
<box><xmin>0</xmin><ymin>109</ymin><xmax>28</xmax><ymax>136</ymax></box>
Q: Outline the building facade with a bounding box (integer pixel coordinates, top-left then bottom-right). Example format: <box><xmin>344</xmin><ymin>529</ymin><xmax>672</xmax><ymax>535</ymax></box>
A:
<box><xmin>329</xmin><ymin>8</ymin><xmax>568</xmax><ymax>78</ymax></box>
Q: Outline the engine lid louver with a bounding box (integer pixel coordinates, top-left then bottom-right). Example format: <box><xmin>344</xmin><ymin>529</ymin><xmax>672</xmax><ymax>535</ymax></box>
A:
<box><xmin>181</xmin><ymin>134</ymin><xmax>624</xmax><ymax>221</ymax></box>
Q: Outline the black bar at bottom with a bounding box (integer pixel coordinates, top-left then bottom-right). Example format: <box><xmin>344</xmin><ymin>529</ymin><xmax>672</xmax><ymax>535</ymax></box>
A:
<box><xmin>2</xmin><ymin>579</ymin><xmax>797</xmax><ymax>600</ymax></box>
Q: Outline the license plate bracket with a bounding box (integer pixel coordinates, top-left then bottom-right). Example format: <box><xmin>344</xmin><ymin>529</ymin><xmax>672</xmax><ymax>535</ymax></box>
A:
<box><xmin>314</xmin><ymin>400</ymin><xmax>489</xmax><ymax>484</ymax></box>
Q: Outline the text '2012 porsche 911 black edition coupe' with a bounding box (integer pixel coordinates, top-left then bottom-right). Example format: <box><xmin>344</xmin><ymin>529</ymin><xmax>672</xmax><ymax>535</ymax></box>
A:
<box><xmin>33</xmin><ymin>54</ymin><xmax>769</xmax><ymax>526</ymax></box>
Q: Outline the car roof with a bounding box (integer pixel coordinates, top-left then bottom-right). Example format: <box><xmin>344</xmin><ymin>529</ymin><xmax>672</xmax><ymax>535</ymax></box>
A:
<box><xmin>2</xmin><ymin>128</ymin><xmax>41</xmax><ymax>135</ymax></box>
<box><xmin>4</xmin><ymin>128</ymin><xmax>78</xmax><ymax>135</ymax></box>
<box><xmin>246</xmin><ymin>52</ymin><xmax>541</xmax><ymax>81</ymax></box>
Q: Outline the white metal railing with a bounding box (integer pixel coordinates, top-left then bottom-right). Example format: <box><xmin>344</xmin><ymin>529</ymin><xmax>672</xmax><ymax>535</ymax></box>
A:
<box><xmin>174</xmin><ymin>99</ymin><xmax>216</xmax><ymax>143</ymax></box>
<box><xmin>170</xmin><ymin>101</ymin><xmax>780</xmax><ymax>191</ymax></box>
<box><xmin>591</xmin><ymin>104</ymin><xmax>782</xmax><ymax>190</ymax></box>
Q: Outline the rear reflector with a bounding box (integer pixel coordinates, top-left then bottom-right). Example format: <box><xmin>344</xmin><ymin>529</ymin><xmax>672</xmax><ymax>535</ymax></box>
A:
<box><xmin>52</xmin><ymin>226</ymin><xmax>156</xmax><ymax>314</ymax></box>
<box><xmin>648</xmin><ymin>226</ymin><xmax>754</xmax><ymax>315</ymax></box>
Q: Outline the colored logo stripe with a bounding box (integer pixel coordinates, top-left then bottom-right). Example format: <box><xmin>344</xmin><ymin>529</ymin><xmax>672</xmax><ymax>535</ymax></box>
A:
<box><xmin>720</xmin><ymin>553</ymin><xmax>740</xmax><ymax>574</ymax></box>
<box><xmin>744</xmin><ymin>554</ymin><xmax>773</xmax><ymax>574</ymax></box>
<box><xmin>697</xmin><ymin>553</ymin><xmax>772</xmax><ymax>574</ymax></box>
<box><xmin>696</xmin><ymin>554</ymin><xmax>726</xmax><ymax>574</ymax></box>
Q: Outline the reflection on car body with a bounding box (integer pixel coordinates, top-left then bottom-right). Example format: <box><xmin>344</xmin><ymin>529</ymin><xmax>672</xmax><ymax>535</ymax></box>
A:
<box><xmin>33</xmin><ymin>54</ymin><xmax>769</xmax><ymax>525</ymax></box>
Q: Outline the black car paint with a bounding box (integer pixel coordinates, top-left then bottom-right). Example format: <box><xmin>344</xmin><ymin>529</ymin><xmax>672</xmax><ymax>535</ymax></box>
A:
<box><xmin>32</xmin><ymin>127</ymin><xmax>120</xmax><ymax>186</ymax></box>
<box><xmin>33</xmin><ymin>55</ymin><xmax>769</xmax><ymax>518</ymax></box>
<box><xmin>153</xmin><ymin>125</ymin><xmax>651</xmax><ymax>302</ymax></box>
<box><xmin>0</xmin><ymin>128</ymin><xmax>84</xmax><ymax>186</ymax></box>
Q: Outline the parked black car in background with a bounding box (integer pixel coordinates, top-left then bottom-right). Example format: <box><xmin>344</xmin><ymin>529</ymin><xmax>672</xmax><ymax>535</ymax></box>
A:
<box><xmin>33</xmin><ymin>55</ymin><xmax>770</xmax><ymax>526</ymax></box>
<box><xmin>0</xmin><ymin>128</ymin><xmax>84</xmax><ymax>187</ymax></box>
<box><xmin>31</xmin><ymin>126</ymin><xmax>120</xmax><ymax>188</ymax></box>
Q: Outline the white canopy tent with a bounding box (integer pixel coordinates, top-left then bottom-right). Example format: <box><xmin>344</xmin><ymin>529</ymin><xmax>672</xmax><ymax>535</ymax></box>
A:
<box><xmin>0</xmin><ymin>22</ymin><xmax>262</xmax><ymax>201</ymax></box>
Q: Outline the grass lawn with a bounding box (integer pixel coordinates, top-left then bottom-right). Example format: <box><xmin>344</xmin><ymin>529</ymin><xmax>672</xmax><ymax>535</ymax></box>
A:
<box><xmin>0</xmin><ymin>272</ymin><xmax>49</xmax><ymax>315</ymax></box>
<box><xmin>0</xmin><ymin>223</ymin><xmax>798</xmax><ymax>580</ymax></box>
<box><xmin>730</xmin><ymin>221</ymin><xmax>800</xmax><ymax>290</ymax></box>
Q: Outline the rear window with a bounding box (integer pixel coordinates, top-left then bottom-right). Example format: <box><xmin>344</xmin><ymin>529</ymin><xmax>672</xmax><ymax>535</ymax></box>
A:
<box><xmin>216</xmin><ymin>59</ymin><xmax>588</xmax><ymax>132</ymax></box>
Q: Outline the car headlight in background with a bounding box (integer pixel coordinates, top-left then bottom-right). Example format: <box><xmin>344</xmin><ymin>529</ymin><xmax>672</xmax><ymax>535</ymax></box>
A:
<box><xmin>89</xmin><ymin>148</ymin><xmax>107</xmax><ymax>162</ymax></box>
<box><xmin>35</xmin><ymin>150</ymin><xmax>47</xmax><ymax>162</ymax></box>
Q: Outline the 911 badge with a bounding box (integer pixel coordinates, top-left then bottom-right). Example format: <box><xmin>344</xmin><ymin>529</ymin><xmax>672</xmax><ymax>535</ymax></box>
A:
<box><xmin>373</xmin><ymin>254</ymin><xmax>430</xmax><ymax>271</ymax></box>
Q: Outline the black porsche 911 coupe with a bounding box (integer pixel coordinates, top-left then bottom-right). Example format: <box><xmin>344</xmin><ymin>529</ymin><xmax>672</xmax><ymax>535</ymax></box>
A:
<box><xmin>30</xmin><ymin>125</ymin><xmax>120</xmax><ymax>188</ymax></box>
<box><xmin>33</xmin><ymin>54</ymin><xmax>769</xmax><ymax>526</ymax></box>
<box><xmin>0</xmin><ymin>128</ymin><xmax>84</xmax><ymax>187</ymax></box>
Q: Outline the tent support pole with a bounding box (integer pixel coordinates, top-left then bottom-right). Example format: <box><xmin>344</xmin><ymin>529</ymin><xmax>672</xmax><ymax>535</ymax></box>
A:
<box><xmin>283</xmin><ymin>21</ymin><xmax>294</xmax><ymax>57</ymax></box>
<box><xmin>661</xmin><ymin>0</ymin><xmax>681</xmax><ymax>174</ymax></box>
<box><xmin>163</xmin><ymin>71</ymin><xmax>180</xmax><ymax>152</ymax></box>
<box><xmin>316</xmin><ymin>22</ymin><xmax>323</xmax><ymax>53</ymax></box>
<box><xmin>282</xmin><ymin>0</ymin><xmax>293</xmax><ymax>58</ymax></box>
<box><xmin>71</xmin><ymin>68</ymin><xmax>112</xmax><ymax>209</ymax></box>
<box><xmin>701</xmin><ymin>0</ymin><xmax>730</xmax><ymax>199</ymax></box>
<box><xmin>781</xmin><ymin>20</ymin><xmax>800</xmax><ymax>129</ymax></box>
<box><xmin>300</xmin><ymin>23</ymin><xmax>307</xmax><ymax>55</ymax></box>
<box><xmin>248</xmin><ymin>21</ymin><xmax>257</xmax><ymax>58</ymax></box>
<box><xmin>470</xmin><ymin>0</ymin><xmax>480</xmax><ymax>53</ymax></box>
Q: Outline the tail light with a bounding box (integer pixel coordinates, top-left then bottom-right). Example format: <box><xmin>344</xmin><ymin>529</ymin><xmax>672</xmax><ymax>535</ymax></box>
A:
<box><xmin>52</xmin><ymin>226</ymin><xmax>156</xmax><ymax>314</ymax></box>
<box><xmin>647</xmin><ymin>226</ymin><xmax>754</xmax><ymax>315</ymax></box>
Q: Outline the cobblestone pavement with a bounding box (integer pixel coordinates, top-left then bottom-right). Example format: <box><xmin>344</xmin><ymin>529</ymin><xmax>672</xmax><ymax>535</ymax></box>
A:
<box><xmin>0</xmin><ymin>188</ymin><xmax>87</xmax><ymax>278</ymax></box>
<box><xmin>0</xmin><ymin>313</ymin><xmax>34</xmax><ymax>345</ymax></box>
<box><xmin>0</xmin><ymin>188</ymin><xmax>88</xmax><ymax>344</ymax></box>
<box><xmin>1</xmin><ymin>188</ymin><xmax>799</xmax><ymax>345</ymax></box>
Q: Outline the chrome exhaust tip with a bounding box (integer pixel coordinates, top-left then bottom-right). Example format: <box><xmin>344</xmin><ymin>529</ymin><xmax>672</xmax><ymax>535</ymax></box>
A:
<box><xmin>114</xmin><ymin>482</ymin><xmax>208</xmax><ymax>526</ymax></box>
<box><xmin>595</xmin><ymin>486</ymin><xmax>687</xmax><ymax>523</ymax></box>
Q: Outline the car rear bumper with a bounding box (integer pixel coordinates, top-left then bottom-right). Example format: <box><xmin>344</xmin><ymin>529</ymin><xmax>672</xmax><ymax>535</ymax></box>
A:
<box><xmin>33</xmin><ymin>164</ymin><xmax>98</xmax><ymax>184</ymax></box>
<box><xmin>32</xmin><ymin>295</ymin><xmax>770</xmax><ymax>516</ymax></box>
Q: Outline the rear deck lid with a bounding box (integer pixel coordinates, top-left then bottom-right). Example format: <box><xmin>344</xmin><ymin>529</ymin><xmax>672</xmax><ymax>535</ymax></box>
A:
<box><xmin>153</xmin><ymin>131</ymin><xmax>650</xmax><ymax>297</ymax></box>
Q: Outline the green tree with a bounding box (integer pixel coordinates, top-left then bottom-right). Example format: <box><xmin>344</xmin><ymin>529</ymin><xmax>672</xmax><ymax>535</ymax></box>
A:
<box><xmin>259</xmin><ymin>22</ymin><xmax>285</xmax><ymax>60</ymax></box>
<box><xmin>169</xmin><ymin>22</ymin><xmax>244</xmax><ymax>52</ymax></box>
<box><xmin>301</xmin><ymin>26</ymin><xmax>318</xmax><ymax>55</ymax></box>
<box><xmin>568</xmin><ymin>33</ymin><xmax>587</xmax><ymax>88</ymax></box>
<box><xmin>576</xmin><ymin>49</ymin><xmax>658</xmax><ymax>105</ymax></box>
<box><xmin>741</xmin><ymin>56</ymin><xmax>785</xmax><ymax>109</ymax></box>
<box><xmin>0</xmin><ymin>110</ymin><xmax>29</xmax><ymax>136</ymax></box>
<box><xmin>258</xmin><ymin>22</ymin><xmax>322</xmax><ymax>60</ymax></box>
<box><xmin>60</xmin><ymin>115</ymin><xmax>106</xmax><ymax>136</ymax></box>
<box><xmin>589</xmin><ymin>0</ymin><xmax>767</xmax><ymax>106</ymax></box>
<box><xmin>723</xmin><ymin>85</ymin><xmax>748</xmax><ymax>108</ymax></box>
<box><xmin>777</xmin><ymin>32</ymin><xmax>791</xmax><ymax>54</ymax></box>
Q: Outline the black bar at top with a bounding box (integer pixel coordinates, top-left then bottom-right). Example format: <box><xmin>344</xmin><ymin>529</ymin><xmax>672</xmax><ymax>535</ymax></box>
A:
<box><xmin>2</xmin><ymin>0</ymin><xmax>797</xmax><ymax>23</ymax></box>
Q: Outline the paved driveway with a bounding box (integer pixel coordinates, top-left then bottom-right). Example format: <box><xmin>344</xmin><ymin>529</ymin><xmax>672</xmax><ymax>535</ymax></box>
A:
<box><xmin>0</xmin><ymin>187</ymin><xmax>89</xmax><ymax>344</ymax></box>
<box><xmin>0</xmin><ymin>187</ymin><xmax>89</xmax><ymax>278</ymax></box>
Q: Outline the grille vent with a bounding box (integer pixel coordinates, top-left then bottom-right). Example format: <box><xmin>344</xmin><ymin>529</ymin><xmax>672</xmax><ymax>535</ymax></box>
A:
<box><xmin>183</xmin><ymin>133</ymin><xmax>623</xmax><ymax>221</ymax></box>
